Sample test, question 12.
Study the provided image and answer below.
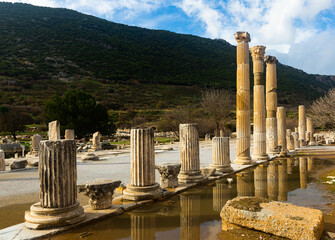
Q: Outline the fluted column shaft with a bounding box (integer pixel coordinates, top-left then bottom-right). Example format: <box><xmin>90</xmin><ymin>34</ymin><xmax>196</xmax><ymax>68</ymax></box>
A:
<box><xmin>130</xmin><ymin>128</ymin><xmax>155</xmax><ymax>187</ymax></box>
<box><xmin>211</xmin><ymin>137</ymin><xmax>233</xmax><ymax>172</ymax></box>
<box><xmin>307</xmin><ymin>117</ymin><xmax>315</xmax><ymax>145</ymax></box>
<box><xmin>251</xmin><ymin>46</ymin><xmax>268</xmax><ymax>160</ymax></box>
<box><xmin>39</xmin><ymin>140</ymin><xmax>77</xmax><ymax>208</ymax></box>
<box><xmin>265</xmin><ymin>56</ymin><xmax>278</xmax><ymax>154</ymax></box>
<box><xmin>277</xmin><ymin>107</ymin><xmax>287</xmax><ymax>155</ymax></box>
<box><xmin>292</xmin><ymin>132</ymin><xmax>300</xmax><ymax>149</ymax></box>
<box><xmin>235</xmin><ymin>32</ymin><xmax>252</xmax><ymax>165</ymax></box>
<box><xmin>299</xmin><ymin>105</ymin><xmax>306</xmax><ymax>146</ymax></box>
<box><xmin>286</xmin><ymin>129</ymin><xmax>294</xmax><ymax>150</ymax></box>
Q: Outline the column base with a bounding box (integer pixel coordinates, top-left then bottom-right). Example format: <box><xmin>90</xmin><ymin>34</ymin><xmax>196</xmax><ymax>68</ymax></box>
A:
<box><xmin>25</xmin><ymin>201</ymin><xmax>85</xmax><ymax>230</ymax></box>
<box><xmin>210</xmin><ymin>164</ymin><xmax>234</xmax><ymax>173</ymax></box>
<box><xmin>178</xmin><ymin>170</ymin><xmax>206</xmax><ymax>183</ymax></box>
<box><xmin>251</xmin><ymin>154</ymin><xmax>270</xmax><ymax>161</ymax></box>
<box><xmin>234</xmin><ymin>157</ymin><xmax>254</xmax><ymax>165</ymax></box>
<box><xmin>123</xmin><ymin>183</ymin><xmax>162</xmax><ymax>201</ymax></box>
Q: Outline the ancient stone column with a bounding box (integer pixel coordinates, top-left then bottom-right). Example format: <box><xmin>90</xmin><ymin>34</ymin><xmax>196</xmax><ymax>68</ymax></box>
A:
<box><xmin>130</xmin><ymin>211</ymin><xmax>156</xmax><ymax>240</ymax></box>
<box><xmin>254</xmin><ymin>164</ymin><xmax>268</xmax><ymax>198</ymax></box>
<box><xmin>299</xmin><ymin>105</ymin><xmax>306</xmax><ymax>146</ymax></box>
<box><xmin>267</xmin><ymin>161</ymin><xmax>278</xmax><ymax>200</ymax></box>
<box><xmin>299</xmin><ymin>157</ymin><xmax>307</xmax><ymax>189</ymax></box>
<box><xmin>91</xmin><ymin>131</ymin><xmax>102</xmax><ymax>151</ymax></box>
<box><xmin>48</xmin><ymin>120</ymin><xmax>60</xmax><ymax>140</ymax></box>
<box><xmin>278</xmin><ymin>160</ymin><xmax>288</xmax><ymax>201</ymax></box>
<box><xmin>292</xmin><ymin>132</ymin><xmax>300</xmax><ymax>149</ymax></box>
<box><xmin>287</xmin><ymin>158</ymin><xmax>293</xmax><ymax>174</ymax></box>
<box><xmin>307</xmin><ymin>117</ymin><xmax>316</xmax><ymax>145</ymax></box>
<box><xmin>0</xmin><ymin>150</ymin><xmax>5</xmax><ymax>171</ymax></box>
<box><xmin>65</xmin><ymin>129</ymin><xmax>75</xmax><ymax>140</ymax></box>
<box><xmin>210</xmin><ymin>137</ymin><xmax>233</xmax><ymax>173</ymax></box>
<box><xmin>25</xmin><ymin>140</ymin><xmax>85</xmax><ymax>229</ymax></box>
<box><xmin>250</xmin><ymin>45</ymin><xmax>268</xmax><ymax>161</ymax></box>
<box><xmin>180</xmin><ymin>191</ymin><xmax>201</xmax><ymax>240</ymax></box>
<box><xmin>277</xmin><ymin>107</ymin><xmax>287</xmax><ymax>156</ymax></box>
<box><xmin>236</xmin><ymin>169</ymin><xmax>254</xmax><ymax>197</ymax></box>
<box><xmin>31</xmin><ymin>134</ymin><xmax>43</xmax><ymax>156</ymax></box>
<box><xmin>213</xmin><ymin>180</ymin><xmax>232</xmax><ymax>212</ymax></box>
<box><xmin>178</xmin><ymin>124</ymin><xmax>204</xmax><ymax>183</ymax></box>
<box><xmin>234</xmin><ymin>32</ymin><xmax>252</xmax><ymax>165</ymax></box>
<box><xmin>265</xmin><ymin>55</ymin><xmax>279</xmax><ymax>154</ymax></box>
<box><xmin>123</xmin><ymin>128</ymin><xmax>162</xmax><ymax>201</ymax></box>
<box><xmin>286</xmin><ymin>129</ymin><xmax>294</xmax><ymax>151</ymax></box>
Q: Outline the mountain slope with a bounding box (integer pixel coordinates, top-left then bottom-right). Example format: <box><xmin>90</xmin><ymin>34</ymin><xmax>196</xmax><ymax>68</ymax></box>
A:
<box><xmin>0</xmin><ymin>2</ymin><xmax>333</xmax><ymax>109</ymax></box>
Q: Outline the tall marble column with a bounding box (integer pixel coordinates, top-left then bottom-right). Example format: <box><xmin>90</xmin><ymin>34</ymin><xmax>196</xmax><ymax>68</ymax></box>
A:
<box><xmin>25</xmin><ymin>140</ymin><xmax>85</xmax><ymax>229</ymax></box>
<box><xmin>234</xmin><ymin>32</ymin><xmax>252</xmax><ymax>165</ymax></box>
<box><xmin>278</xmin><ymin>160</ymin><xmax>288</xmax><ymax>201</ymax></box>
<box><xmin>277</xmin><ymin>107</ymin><xmax>287</xmax><ymax>156</ymax></box>
<box><xmin>267</xmin><ymin>161</ymin><xmax>278</xmax><ymax>201</ymax></box>
<box><xmin>65</xmin><ymin>129</ymin><xmax>75</xmax><ymax>140</ymax></box>
<box><xmin>286</xmin><ymin>129</ymin><xmax>294</xmax><ymax>151</ymax></box>
<box><xmin>48</xmin><ymin>120</ymin><xmax>60</xmax><ymax>140</ymax></box>
<box><xmin>292</xmin><ymin>132</ymin><xmax>300</xmax><ymax>149</ymax></box>
<box><xmin>307</xmin><ymin>117</ymin><xmax>316</xmax><ymax>145</ymax></box>
<box><xmin>31</xmin><ymin>134</ymin><xmax>43</xmax><ymax>156</ymax></box>
<box><xmin>0</xmin><ymin>150</ymin><xmax>5</xmax><ymax>171</ymax></box>
<box><xmin>251</xmin><ymin>45</ymin><xmax>269</xmax><ymax>161</ymax></box>
<box><xmin>210</xmin><ymin>137</ymin><xmax>233</xmax><ymax>173</ymax></box>
<box><xmin>178</xmin><ymin>124</ymin><xmax>204</xmax><ymax>183</ymax></box>
<box><xmin>254</xmin><ymin>164</ymin><xmax>268</xmax><ymax>198</ymax></box>
<box><xmin>236</xmin><ymin>169</ymin><xmax>254</xmax><ymax>197</ymax></box>
<box><xmin>299</xmin><ymin>105</ymin><xmax>306</xmax><ymax>146</ymax></box>
<box><xmin>265</xmin><ymin>56</ymin><xmax>279</xmax><ymax>154</ymax></box>
<box><xmin>123</xmin><ymin>128</ymin><xmax>162</xmax><ymax>201</ymax></box>
<box><xmin>180</xmin><ymin>191</ymin><xmax>201</xmax><ymax>240</ymax></box>
<box><xmin>299</xmin><ymin>157</ymin><xmax>307</xmax><ymax>189</ymax></box>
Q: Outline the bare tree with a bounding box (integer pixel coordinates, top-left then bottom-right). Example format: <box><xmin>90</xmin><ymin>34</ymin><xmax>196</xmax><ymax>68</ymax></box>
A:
<box><xmin>310</xmin><ymin>88</ymin><xmax>335</xmax><ymax>129</ymax></box>
<box><xmin>201</xmin><ymin>89</ymin><xmax>234</xmax><ymax>136</ymax></box>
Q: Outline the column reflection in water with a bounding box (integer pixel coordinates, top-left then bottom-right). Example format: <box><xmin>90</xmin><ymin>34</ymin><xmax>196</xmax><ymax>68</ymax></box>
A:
<box><xmin>286</xmin><ymin>158</ymin><xmax>293</xmax><ymax>174</ymax></box>
<box><xmin>299</xmin><ymin>157</ymin><xmax>308</xmax><ymax>189</ymax></box>
<box><xmin>254</xmin><ymin>164</ymin><xmax>268</xmax><ymax>198</ymax></box>
<box><xmin>294</xmin><ymin>157</ymin><xmax>299</xmax><ymax>167</ymax></box>
<box><xmin>278</xmin><ymin>159</ymin><xmax>288</xmax><ymax>201</ymax></box>
<box><xmin>130</xmin><ymin>210</ymin><xmax>156</xmax><ymax>240</ymax></box>
<box><xmin>237</xmin><ymin>170</ymin><xmax>254</xmax><ymax>197</ymax></box>
<box><xmin>267</xmin><ymin>161</ymin><xmax>278</xmax><ymax>200</ymax></box>
<box><xmin>307</xmin><ymin>157</ymin><xmax>314</xmax><ymax>172</ymax></box>
<box><xmin>180</xmin><ymin>190</ymin><xmax>201</xmax><ymax>240</ymax></box>
<box><xmin>213</xmin><ymin>180</ymin><xmax>232</xmax><ymax>213</ymax></box>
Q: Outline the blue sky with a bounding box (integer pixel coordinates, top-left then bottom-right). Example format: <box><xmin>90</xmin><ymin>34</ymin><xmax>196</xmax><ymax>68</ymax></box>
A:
<box><xmin>5</xmin><ymin>0</ymin><xmax>335</xmax><ymax>75</ymax></box>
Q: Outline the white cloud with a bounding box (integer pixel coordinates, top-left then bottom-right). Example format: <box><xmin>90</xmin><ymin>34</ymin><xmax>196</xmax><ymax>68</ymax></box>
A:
<box><xmin>7</xmin><ymin>0</ymin><xmax>58</xmax><ymax>7</ymax></box>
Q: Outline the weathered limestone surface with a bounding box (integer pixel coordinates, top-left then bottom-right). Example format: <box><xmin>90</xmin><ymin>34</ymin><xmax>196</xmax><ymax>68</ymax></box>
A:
<box><xmin>178</xmin><ymin>124</ymin><xmax>204</xmax><ymax>183</ymax></box>
<box><xmin>265</xmin><ymin>55</ymin><xmax>279</xmax><ymax>154</ymax></box>
<box><xmin>123</xmin><ymin>128</ymin><xmax>162</xmax><ymax>201</ymax></box>
<box><xmin>254</xmin><ymin>164</ymin><xmax>268</xmax><ymax>198</ymax></box>
<box><xmin>156</xmin><ymin>163</ymin><xmax>181</xmax><ymax>188</ymax></box>
<box><xmin>235</xmin><ymin>32</ymin><xmax>252</xmax><ymax>165</ymax></box>
<box><xmin>81</xmin><ymin>179</ymin><xmax>121</xmax><ymax>210</ymax></box>
<box><xmin>307</xmin><ymin>117</ymin><xmax>316</xmax><ymax>145</ymax></box>
<box><xmin>10</xmin><ymin>159</ymin><xmax>28</xmax><ymax>170</ymax></box>
<box><xmin>65</xmin><ymin>129</ymin><xmax>75</xmax><ymax>140</ymax></box>
<box><xmin>210</xmin><ymin>137</ymin><xmax>233</xmax><ymax>172</ymax></box>
<box><xmin>251</xmin><ymin>45</ymin><xmax>268</xmax><ymax>161</ymax></box>
<box><xmin>292</xmin><ymin>132</ymin><xmax>300</xmax><ymax>149</ymax></box>
<box><xmin>221</xmin><ymin>197</ymin><xmax>324</xmax><ymax>240</ymax></box>
<box><xmin>286</xmin><ymin>129</ymin><xmax>295</xmax><ymax>151</ymax></box>
<box><xmin>48</xmin><ymin>120</ymin><xmax>60</xmax><ymax>140</ymax></box>
<box><xmin>91</xmin><ymin>131</ymin><xmax>102</xmax><ymax>151</ymax></box>
<box><xmin>277</xmin><ymin>107</ymin><xmax>287</xmax><ymax>156</ymax></box>
<box><xmin>25</xmin><ymin>140</ymin><xmax>85</xmax><ymax>229</ymax></box>
<box><xmin>299</xmin><ymin>105</ymin><xmax>306</xmax><ymax>146</ymax></box>
<box><xmin>200</xmin><ymin>167</ymin><xmax>216</xmax><ymax>177</ymax></box>
<box><xmin>81</xmin><ymin>153</ymin><xmax>99</xmax><ymax>161</ymax></box>
<box><xmin>0</xmin><ymin>150</ymin><xmax>5</xmax><ymax>171</ymax></box>
<box><xmin>31</xmin><ymin>134</ymin><xmax>43</xmax><ymax>156</ymax></box>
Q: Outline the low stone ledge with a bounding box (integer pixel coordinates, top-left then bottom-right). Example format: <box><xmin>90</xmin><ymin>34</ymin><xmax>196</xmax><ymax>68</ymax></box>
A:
<box><xmin>220</xmin><ymin>196</ymin><xmax>324</xmax><ymax>240</ymax></box>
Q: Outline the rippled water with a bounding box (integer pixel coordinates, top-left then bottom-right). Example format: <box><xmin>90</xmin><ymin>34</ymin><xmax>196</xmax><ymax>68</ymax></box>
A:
<box><xmin>53</xmin><ymin>157</ymin><xmax>335</xmax><ymax>240</ymax></box>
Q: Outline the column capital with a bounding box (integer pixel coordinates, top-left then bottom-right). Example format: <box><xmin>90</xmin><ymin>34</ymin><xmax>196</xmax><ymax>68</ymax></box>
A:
<box><xmin>234</xmin><ymin>32</ymin><xmax>251</xmax><ymax>43</ymax></box>
<box><xmin>250</xmin><ymin>45</ymin><xmax>266</xmax><ymax>61</ymax></box>
<box><xmin>264</xmin><ymin>55</ymin><xmax>278</xmax><ymax>64</ymax></box>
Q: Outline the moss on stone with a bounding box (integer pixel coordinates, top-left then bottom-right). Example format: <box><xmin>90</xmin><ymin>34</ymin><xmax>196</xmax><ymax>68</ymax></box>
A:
<box><xmin>230</xmin><ymin>197</ymin><xmax>270</xmax><ymax>212</ymax></box>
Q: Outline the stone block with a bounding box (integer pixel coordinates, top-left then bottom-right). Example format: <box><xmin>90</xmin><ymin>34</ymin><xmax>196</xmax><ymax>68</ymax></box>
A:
<box><xmin>82</xmin><ymin>153</ymin><xmax>99</xmax><ymax>161</ymax></box>
<box><xmin>200</xmin><ymin>167</ymin><xmax>216</xmax><ymax>177</ymax></box>
<box><xmin>10</xmin><ymin>159</ymin><xmax>28</xmax><ymax>169</ymax></box>
<box><xmin>220</xmin><ymin>196</ymin><xmax>324</xmax><ymax>240</ymax></box>
<box><xmin>156</xmin><ymin>163</ymin><xmax>181</xmax><ymax>188</ymax></box>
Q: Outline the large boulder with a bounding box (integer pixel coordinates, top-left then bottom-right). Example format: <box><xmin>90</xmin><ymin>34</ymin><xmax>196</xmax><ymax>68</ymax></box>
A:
<box><xmin>220</xmin><ymin>196</ymin><xmax>324</xmax><ymax>240</ymax></box>
<box><xmin>10</xmin><ymin>159</ymin><xmax>28</xmax><ymax>170</ymax></box>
